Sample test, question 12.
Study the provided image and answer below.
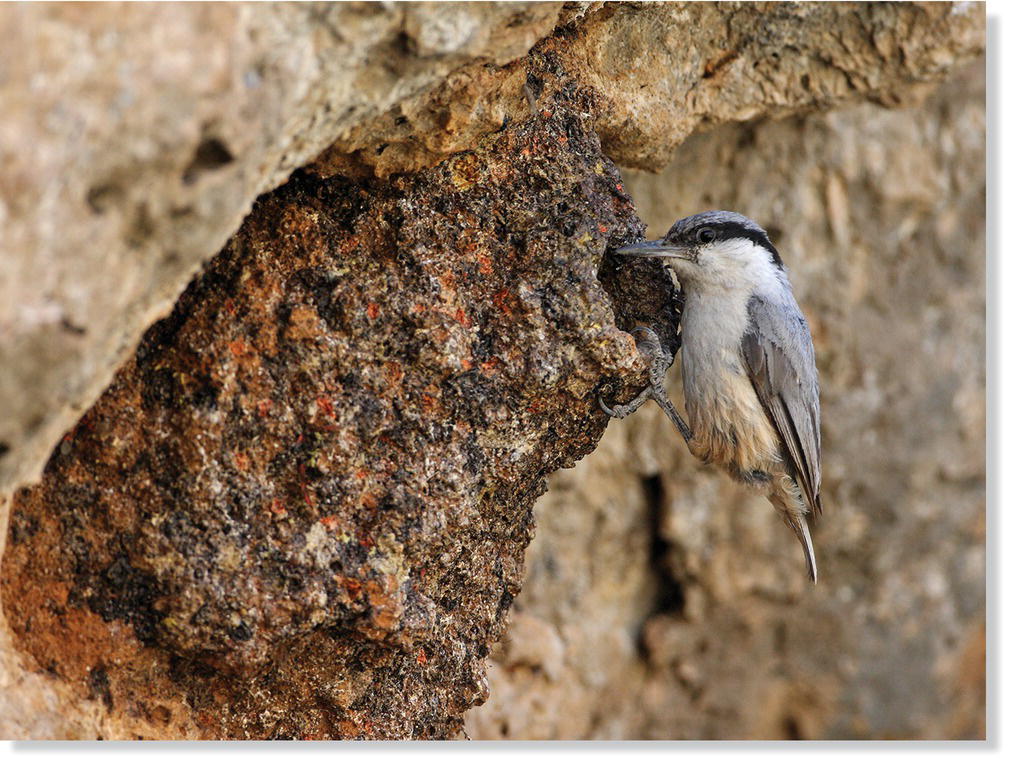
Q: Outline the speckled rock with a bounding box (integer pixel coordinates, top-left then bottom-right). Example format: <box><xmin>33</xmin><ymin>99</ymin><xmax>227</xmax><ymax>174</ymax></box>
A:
<box><xmin>0</xmin><ymin>0</ymin><xmax>563</xmax><ymax>501</ymax></box>
<box><xmin>0</xmin><ymin>1</ymin><xmax>985</xmax><ymax>741</ymax></box>
<box><xmin>1</xmin><ymin>59</ymin><xmax>678</xmax><ymax>739</ymax></box>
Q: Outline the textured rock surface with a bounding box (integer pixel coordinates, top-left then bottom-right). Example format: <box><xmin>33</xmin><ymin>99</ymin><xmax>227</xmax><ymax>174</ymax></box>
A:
<box><xmin>467</xmin><ymin>59</ymin><xmax>986</xmax><ymax>740</ymax></box>
<box><xmin>0</xmin><ymin>0</ymin><xmax>562</xmax><ymax>498</ymax></box>
<box><xmin>322</xmin><ymin>1</ymin><xmax>986</xmax><ymax>177</ymax></box>
<box><xmin>0</xmin><ymin>0</ymin><xmax>985</xmax><ymax>741</ymax></box>
<box><xmin>1</xmin><ymin>60</ymin><xmax>680</xmax><ymax>739</ymax></box>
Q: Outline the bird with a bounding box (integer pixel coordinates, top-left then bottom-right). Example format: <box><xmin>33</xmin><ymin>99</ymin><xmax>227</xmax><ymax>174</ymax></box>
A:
<box><xmin>600</xmin><ymin>211</ymin><xmax>822</xmax><ymax>582</ymax></box>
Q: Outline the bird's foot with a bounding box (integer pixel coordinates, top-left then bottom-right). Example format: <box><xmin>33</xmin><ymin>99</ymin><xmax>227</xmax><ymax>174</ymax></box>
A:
<box><xmin>599</xmin><ymin>326</ymin><xmax>693</xmax><ymax>445</ymax></box>
<box><xmin>598</xmin><ymin>384</ymin><xmax>651</xmax><ymax>419</ymax></box>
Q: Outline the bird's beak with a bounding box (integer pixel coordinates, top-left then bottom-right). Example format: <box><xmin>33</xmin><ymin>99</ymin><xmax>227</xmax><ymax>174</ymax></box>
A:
<box><xmin>615</xmin><ymin>239</ymin><xmax>694</xmax><ymax>261</ymax></box>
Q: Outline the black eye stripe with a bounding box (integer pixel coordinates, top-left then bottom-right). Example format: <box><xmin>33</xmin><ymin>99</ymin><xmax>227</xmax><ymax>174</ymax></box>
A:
<box><xmin>685</xmin><ymin>221</ymin><xmax>783</xmax><ymax>268</ymax></box>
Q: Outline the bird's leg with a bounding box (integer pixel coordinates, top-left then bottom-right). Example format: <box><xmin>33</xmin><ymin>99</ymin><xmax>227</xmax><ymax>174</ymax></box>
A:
<box><xmin>633</xmin><ymin>326</ymin><xmax>694</xmax><ymax>445</ymax></box>
<box><xmin>651</xmin><ymin>390</ymin><xmax>694</xmax><ymax>445</ymax></box>
<box><xmin>598</xmin><ymin>326</ymin><xmax>694</xmax><ymax>445</ymax></box>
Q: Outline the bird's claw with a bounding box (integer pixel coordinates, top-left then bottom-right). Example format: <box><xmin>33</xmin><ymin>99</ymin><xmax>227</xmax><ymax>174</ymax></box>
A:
<box><xmin>599</xmin><ymin>324</ymin><xmax>693</xmax><ymax>445</ymax></box>
<box><xmin>598</xmin><ymin>387</ymin><xmax>650</xmax><ymax>419</ymax></box>
<box><xmin>597</xmin><ymin>392</ymin><xmax>619</xmax><ymax>418</ymax></box>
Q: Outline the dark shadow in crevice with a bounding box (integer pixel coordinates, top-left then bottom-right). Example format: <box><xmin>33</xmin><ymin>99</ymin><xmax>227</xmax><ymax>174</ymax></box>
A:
<box><xmin>183</xmin><ymin>137</ymin><xmax>235</xmax><ymax>185</ymax></box>
<box><xmin>783</xmin><ymin>714</ymin><xmax>803</xmax><ymax>740</ymax></box>
<box><xmin>643</xmin><ymin>473</ymin><xmax>686</xmax><ymax>617</ymax></box>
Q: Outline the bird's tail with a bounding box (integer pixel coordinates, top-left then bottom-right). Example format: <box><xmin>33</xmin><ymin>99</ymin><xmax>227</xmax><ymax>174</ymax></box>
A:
<box><xmin>770</xmin><ymin>479</ymin><xmax>818</xmax><ymax>583</ymax></box>
<box><xmin>784</xmin><ymin>513</ymin><xmax>818</xmax><ymax>584</ymax></box>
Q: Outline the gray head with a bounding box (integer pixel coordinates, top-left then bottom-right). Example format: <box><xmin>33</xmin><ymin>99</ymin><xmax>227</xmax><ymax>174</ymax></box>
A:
<box><xmin>617</xmin><ymin>211</ymin><xmax>784</xmax><ymax>291</ymax></box>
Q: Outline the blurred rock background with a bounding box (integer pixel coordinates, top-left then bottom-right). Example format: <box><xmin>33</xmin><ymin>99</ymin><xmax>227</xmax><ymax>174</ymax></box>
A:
<box><xmin>467</xmin><ymin>59</ymin><xmax>986</xmax><ymax>740</ymax></box>
<box><xmin>1</xmin><ymin>2</ymin><xmax>985</xmax><ymax>739</ymax></box>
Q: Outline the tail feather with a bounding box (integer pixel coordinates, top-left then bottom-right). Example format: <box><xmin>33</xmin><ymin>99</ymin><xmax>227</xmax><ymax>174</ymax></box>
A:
<box><xmin>768</xmin><ymin>474</ymin><xmax>819</xmax><ymax>584</ymax></box>
<box><xmin>784</xmin><ymin>513</ymin><xmax>818</xmax><ymax>584</ymax></box>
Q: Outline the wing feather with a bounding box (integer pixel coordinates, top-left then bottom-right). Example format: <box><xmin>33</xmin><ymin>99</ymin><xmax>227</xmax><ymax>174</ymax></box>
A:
<box><xmin>741</xmin><ymin>295</ymin><xmax>822</xmax><ymax>516</ymax></box>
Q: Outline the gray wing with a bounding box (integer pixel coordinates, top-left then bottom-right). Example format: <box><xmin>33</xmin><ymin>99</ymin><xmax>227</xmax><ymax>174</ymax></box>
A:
<box><xmin>741</xmin><ymin>294</ymin><xmax>822</xmax><ymax>516</ymax></box>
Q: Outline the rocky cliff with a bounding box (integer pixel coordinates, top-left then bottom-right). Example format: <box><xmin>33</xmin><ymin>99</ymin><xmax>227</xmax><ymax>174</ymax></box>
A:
<box><xmin>0</xmin><ymin>2</ymin><xmax>985</xmax><ymax>739</ymax></box>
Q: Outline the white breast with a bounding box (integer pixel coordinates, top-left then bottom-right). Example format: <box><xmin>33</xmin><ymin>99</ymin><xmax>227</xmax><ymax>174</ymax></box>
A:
<box><xmin>680</xmin><ymin>288</ymin><xmax>750</xmax><ymax>405</ymax></box>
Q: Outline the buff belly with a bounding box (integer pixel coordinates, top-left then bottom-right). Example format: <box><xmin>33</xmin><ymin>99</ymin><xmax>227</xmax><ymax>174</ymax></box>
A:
<box><xmin>684</xmin><ymin>368</ymin><xmax>782</xmax><ymax>482</ymax></box>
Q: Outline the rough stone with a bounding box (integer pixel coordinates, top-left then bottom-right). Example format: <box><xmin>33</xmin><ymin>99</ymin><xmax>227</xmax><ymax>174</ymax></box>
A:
<box><xmin>315</xmin><ymin>2</ymin><xmax>985</xmax><ymax>177</ymax></box>
<box><xmin>1</xmin><ymin>59</ymin><xmax>675</xmax><ymax>739</ymax></box>
<box><xmin>0</xmin><ymin>0</ymin><xmax>563</xmax><ymax>500</ymax></box>
<box><xmin>0</xmin><ymin>1</ymin><xmax>985</xmax><ymax>741</ymax></box>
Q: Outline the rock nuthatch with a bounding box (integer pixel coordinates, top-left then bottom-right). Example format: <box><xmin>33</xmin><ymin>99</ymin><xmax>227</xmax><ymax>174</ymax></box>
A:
<box><xmin>601</xmin><ymin>211</ymin><xmax>822</xmax><ymax>582</ymax></box>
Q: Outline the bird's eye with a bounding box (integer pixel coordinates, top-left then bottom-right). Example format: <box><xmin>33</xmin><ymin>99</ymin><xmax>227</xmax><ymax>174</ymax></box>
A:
<box><xmin>696</xmin><ymin>227</ymin><xmax>716</xmax><ymax>244</ymax></box>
